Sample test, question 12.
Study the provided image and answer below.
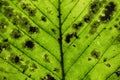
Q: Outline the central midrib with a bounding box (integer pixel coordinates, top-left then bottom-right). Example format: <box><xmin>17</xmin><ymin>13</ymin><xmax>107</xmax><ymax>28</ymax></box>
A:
<box><xmin>58</xmin><ymin>0</ymin><xmax>65</xmax><ymax>80</ymax></box>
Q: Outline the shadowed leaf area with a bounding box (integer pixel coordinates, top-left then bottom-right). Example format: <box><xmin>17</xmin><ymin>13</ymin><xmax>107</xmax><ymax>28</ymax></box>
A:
<box><xmin>0</xmin><ymin>0</ymin><xmax>120</xmax><ymax>80</ymax></box>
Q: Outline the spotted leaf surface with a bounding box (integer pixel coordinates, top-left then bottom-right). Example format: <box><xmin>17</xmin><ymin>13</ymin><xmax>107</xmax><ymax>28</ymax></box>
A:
<box><xmin>0</xmin><ymin>0</ymin><xmax>120</xmax><ymax>80</ymax></box>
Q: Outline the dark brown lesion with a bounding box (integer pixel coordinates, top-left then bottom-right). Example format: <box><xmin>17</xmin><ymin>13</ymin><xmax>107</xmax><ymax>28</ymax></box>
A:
<box><xmin>91</xmin><ymin>49</ymin><xmax>100</xmax><ymax>59</ymax></box>
<box><xmin>10</xmin><ymin>28</ymin><xmax>22</xmax><ymax>39</ymax></box>
<box><xmin>24</xmin><ymin>40</ymin><xmax>35</xmax><ymax>49</ymax></box>
<box><xmin>100</xmin><ymin>2</ymin><xmax>116</xmax><ymax>22</ymax></box>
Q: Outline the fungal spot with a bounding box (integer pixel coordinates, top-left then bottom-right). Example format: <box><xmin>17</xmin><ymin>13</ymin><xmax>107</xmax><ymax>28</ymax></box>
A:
<box><xmin>73</xmin><ymin>44</ymin><xmax>76</xmax><ymax>47</ymax></box>
<box><xmin>51</xmin><ymin>28</ymin><xmax>56</xmax><ymax>34</ymax></box>
<box><xmin>0</xmin><ymin>18</ymin><xmax>8</xmax><ymax>32</ymax></box>
<box><xmin>73</xmin><ymin>22</ymin><xmax>83</xmax><ymax>30</ymax></box>
<box><xmin>21</xmin><ymin>3</ymin><xmax>29</xmax><ymax>10</ymax></box>
<box><xmin>25</xmin><ymin>40</ymin><xmax>34</xmax><ymax>49</ymax></box>
<box><xmin>30</xmin><ymin>63</ymin><xmax>37</xmax><ymax>71</ymax></box>
<box><xmin>41</xmin><ymin>16</ymin><xmax>46</xmax><ymax>22</ymax></box>
<box><xmin>3</xmin><ymin>7</ymin><xmax>14</xmax><ymax>18</ymax></box>
<box><xmin>90</xmin><ymin>1</ymin><xmax>101</xmax><ymax>14</ymax></box>
<box><xmin>114</xmin><ymin>25</ymin><xmax>118</xmax><ymax>28</ymax></box>
<box><xmin>41</xmin><ymin>74</ymin><xmax>55</xmax><ymax>80</ymax></box>
<box><xmin>11</xmin><ymin>55</ymin><xmax>20</xmax><ymax>64</ymax></box>
<box><xmin>27</xmin><ymin>8</ymin><xmax>36</xmax><ymax>16</ymax></box>
<box><xmin>65</xmin><ymin>32</ymin><xmax>79</xmax><ymax>43</ymax></box>
<box><xmin>0</xmin><ymin>42</ymin><xmax>10</xmax><ymax>52</ymax></box>
<box><xmin>44</xmin><ymin>54</ymin><xmax>50</xmax><ymax>63</ymax></box>
<box><xmin>47</xmin><ymin>74</ymin><xmax>55</xmax><ymax>80</ymax></box>
<box><xmin>0</xmin><ymin>1</ymin><xmax>9</xmax><ymax>8</ymax></box>
<box><xmin>21</xmin><ymin>64</ymin><xmax>28</xmax><ymax>73</ymax></box>
<box><xmin>28</xmin><ymin>26</ymin><xmax>39</xmax><ymax>34</ymax></box>
<box><xmin>3</xmin><ymin>39</ymin><xmax>8</xmax><ymax>42</ymax></box>
<box><xmin>89</xmin><ymin>21</ymin><xmax>100</xmax><ymax>34</ymax></box>
<box><xmin>100</xmin><ymin>2</ymin><xmax>116</xmax><ymax>22</ymax></box>
<box><xmin>115</xmin><ymin>71</ymin><xmax>120</xmax><ymax>77</ymax></box>
<box><xmin>103</xmin><ymin>58</ymin><xmax>107</xmax><ymax>62</ymax></box>
<box><xmin>91</xmin><ymin>50</ymin><xmax>100</xmax><ymax>59</ymax></box>
<box><xmin>106</xmin><ymin>63</ymin><xmax>111</xmax><ymax>67</ymax></box>
<box><xmin>65</xmin><ymin>33</ymin><xmax>73</xmax><ymax>43</ymax></box>
<box><xmin>53</xmin><ymin>68</ymin><xmax>59</xmax><ymax>72</ymax></box>
<box><xmin>88</xmin><ymin>58</ymin><xmax>92</xmax><ymax>61</ymax></box>
<box><xmin>10</xmin><ymin>29</ymin><xmax>21</xmax><ymax>39</ymax></box>
<box><xmin>83</xmin><ymin>15</ymin><xmax>91</xmax><ymax>23</ymax></box>
<box><xmin>20</xmin><ymin>17</ymin><xmax>30</xmax><ymax>28</ymax></box>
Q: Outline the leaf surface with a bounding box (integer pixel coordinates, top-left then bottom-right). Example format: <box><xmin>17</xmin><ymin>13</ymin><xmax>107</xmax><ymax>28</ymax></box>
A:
<box><xmin>0</xmin><ymin>0</ymin><xmax>120</xmax><ymax>80</ymax></box>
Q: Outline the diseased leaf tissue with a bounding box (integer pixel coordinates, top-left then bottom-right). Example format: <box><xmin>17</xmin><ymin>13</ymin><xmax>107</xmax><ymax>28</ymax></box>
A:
<box><xmin>0</xmin><ymin>0</ymin><xmax>120</xmax><ymax>80</ymax></box>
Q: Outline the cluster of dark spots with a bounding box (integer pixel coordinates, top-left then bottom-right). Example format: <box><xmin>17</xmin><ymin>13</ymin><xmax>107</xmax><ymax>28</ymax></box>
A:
<box><xmin>89</xmin><ymin>21</ymin><xmax>100</xmax><ymax>34</ymax></box>
<box><xmin>51</xmin><ymin>28</ymin><xmax>56</xmax><ymax>34</ymax></box>
<box><xmin>21</xmin><ymin>3</ymin><xmax>36</xmax><ymax>16</ymax></box>
<box><xmin>115</xmin><ymin>71</ymin><xmax>120</xmax><ymax>77</ymax></box>
<box><xmin>83</xmin><ymin>15</ymin><xmax>92</xmax><ymax>23</ymax></box>
<box><xmin>106</xmin><ymin>63</ymin><xmax>111</xmax><ymax>67</ymax></box>
<box><xmin>24</xmin><ymin>40</ymin><xmax>34</xmax><ymax>49</ymax></box>
<box><xmin>73</xmin><ymin>22</ymin><xmax>83</xmax><ymax>30</ymax></box>
<box><xmin>43</xmin><ymin>54</ymin><xmax>50</xmax><ymax>63</ymax></box>
<box><xmin>91</xmin><ymin>50</ymin><xmax>100</xmax><ymax>59</ymax></box>
<box><xmin>3</xmin><ymin>7</ymin><xmax>14</xmax><ymax>18</ymax></box>
<box><xmin>90</xmin><ymin>1</ymin><xmax>102</xmax><ymax>14</ymax></box>
<box><xmin>41</xmin><ymin>16</ymin><xmax>47</xmax><ymax>22</ymax></box>
<box><xmin>10</xmin><ymin>29</ymin><xmax>21</xmax><ymax>39</ymax></box>
<box><xmin>100</xmin><ymin>2</ymin><xmax>116</xmax><ymax>22</ymax></box>
<box><xmin>88</xmin><ymin>57</ymin><xmax>92</xmax><ymax>61</ymax></box>
<box><xmin>28</xmin><ymin>26</ymin><xmax>39</xmax><ymax>34</ymax></box>
<box><xmin>65</xmin><ymin>32</ymin><xmax>79</xmax><ymax>43</ymax></box>
<box><xmin>30</xmin><ymin>63</ymin><xmax>37</xmax><ymax>71</ymax></box>
<box><xmin>41</xmin><ymin>74</ymin><xmax>55</xmax><ymax>80</ymax></box>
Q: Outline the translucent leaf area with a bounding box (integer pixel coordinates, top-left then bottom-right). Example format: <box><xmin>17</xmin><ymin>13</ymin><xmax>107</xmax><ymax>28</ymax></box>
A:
<box><xmin>0</xmin><ymin>0</ymin><xmax>120</xmax><ymax>80</ymax></box>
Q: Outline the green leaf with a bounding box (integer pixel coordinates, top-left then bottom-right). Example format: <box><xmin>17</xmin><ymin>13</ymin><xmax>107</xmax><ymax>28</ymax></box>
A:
<box><xmin>0</xmin><ymin>0</ymin><xmax>120</xmax><ymax>80</ymax></box>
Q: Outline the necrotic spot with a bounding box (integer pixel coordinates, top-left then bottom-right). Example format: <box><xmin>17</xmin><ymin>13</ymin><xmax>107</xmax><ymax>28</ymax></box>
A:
<box><xmin>41</xmin><ymin>16</ymin><xmax>46</xmax><ymax>22</ymax></box>
<box><xmin>47</xmin><ymin>74</ymin><xmax>55</xmax><ymax>80</ymax></box>
<box><xmin>91</xmin><ymin>50</ymin><xmax>100</xmax><ymax>59</ymax></box>
<box><xmin>100</xmin><ymin>2</ymin><xmax>116</xmax><ymax>22</ymax></box>
<box><xmin>11</xmin><ymin>29</ymin><xmax>21</xmax><ymax>39</ymax></box>
<box><xmin>115</xmin><ymin>71</ymin><xmax>120</xmax><ymax>77</ymax></box>
<box><xmin>28</xmin><ymin>26</ymin><xmax>39</xmax><ymax>34</ymax></box>
<box><xmin>25</xmin><ymin>40</ymin><xmax>34</xmax><ymax>49</ymax></box>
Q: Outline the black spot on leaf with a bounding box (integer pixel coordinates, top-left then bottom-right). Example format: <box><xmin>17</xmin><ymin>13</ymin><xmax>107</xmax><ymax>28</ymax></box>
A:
<box><xmin>91</xmin><ymin>50</ymin><xmax>100</xmax><ymax>59</ymax></box>
<box><xmin>25</xmin><ymin>40</ymin><xmax>34</xmax><ymax>49</ymax></box>
<box><xmin>47</xmin><ymin>74</ymin><xmax>55</xmax><ymax>80</ymax></box>
<box><xmin>20</xmin><ymin>17</ymin><xmax>30</xmax><ymax>28</ymax></box>
<box><xmin>103</xmin><ymin>58</ymin><xmax>107</xmax><ymax>62</ymax></box>
<box><xmin>106</xmin><ymin>63</ymin><xmax>111</xmax><ymax>67</ymax></box>
<box><xmin>100</xmin><ymin>2</ymin><xmax>116</xmax><ymax>22</ymax></box>
<box><xmin>27</xmin><ymin>8</ymin><xmax>36</xmax><ymax>16</ymax></box>
<box><xmin>10</xmin><ymin>29</ymin><xmax>21</xmax><ymax>39</ymax></box>
<box><xmin>88</xmin><ymin>58</ymin><xmax>92</xmax><ymax>61</ymax></box>
<box><xmin>73</xmin><ymin>22</ymin><xmax>83</xmax><ymax>30</ymax></box>
<box><xmin>44</xmin><ymin>54</ymin><xmax>50</xmax><ymax>63</ymax></box>
<box><xmin>28</xmin><ymin>26</ymin><xmax>39</xmax><ymax>34</ymax></box>
<box><xmin>65</xmin><ymin>32</ymin><xmax>79</xmax><ymax>43</ymax></box>
<box><xmin>0</xmin><ymin>18</ymin><xmax>8</xmax><ymax>32</ymax></box>
<box><xmin>41</xmin><ymin>16</ymin><xmax>46</xmax><ymax>22</ymax></box>
<box><xmin>115</xmin><ymin>71</ymin><xmax>120</xmax><ymax>77</ymax></box>
<box><xmin>51</xmin><ymin>28</ymin><xmax>56</xmax><ymax>34</ymax></box>
<box><xmin>13</xmin><ymin>55</ymin><xmax>20</xmax><ymax>63</ymax></box>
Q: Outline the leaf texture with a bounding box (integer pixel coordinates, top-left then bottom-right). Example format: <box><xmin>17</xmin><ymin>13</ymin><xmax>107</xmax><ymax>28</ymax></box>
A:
<box><xmin>0</xmin><ymin>0</ymin><xmax>120</xmax><ymax>80</ymax></box>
